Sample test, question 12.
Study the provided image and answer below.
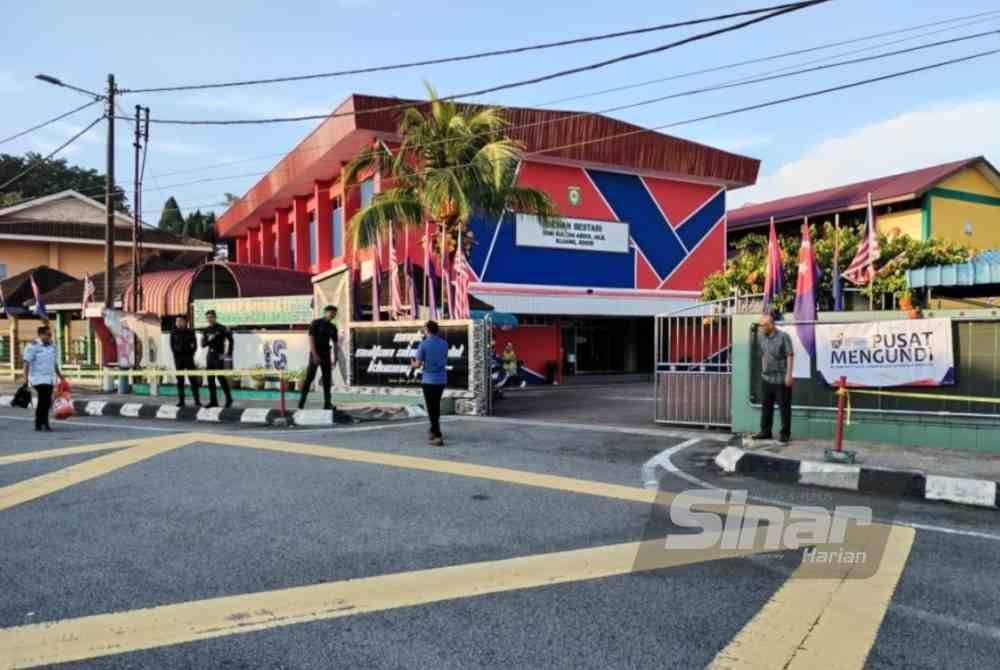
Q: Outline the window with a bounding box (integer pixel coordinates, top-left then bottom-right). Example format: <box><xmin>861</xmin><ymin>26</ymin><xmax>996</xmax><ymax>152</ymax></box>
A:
<box><xmin>331</xmin><ymin>200</ymin><xmax>343</xmax><ymax>259</ymax></box>
<box><xmin>360</xmin><ymin>178</ymin><xmax>375</xmax><ymax>208</ymax></box>
<box><xmin>308</xmin><ymin>212</ymin><xmax>318</xmax><ymax>266</ymax></box>
<box><xmin>0</xmin><ymin>264</ymin><xmax>6</xmax><ymax>280</ymax></box>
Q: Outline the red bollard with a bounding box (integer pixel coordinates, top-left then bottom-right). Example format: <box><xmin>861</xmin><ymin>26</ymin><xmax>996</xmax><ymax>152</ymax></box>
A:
<box><xmin>278</xmin><ymin>370</ymin><xmax>287</xmax><ymax>421</ymax></box>
<box><xmin>833</xmin><ymin>375</ymin><xmax>848</xmax><ymax>453</ymax></box>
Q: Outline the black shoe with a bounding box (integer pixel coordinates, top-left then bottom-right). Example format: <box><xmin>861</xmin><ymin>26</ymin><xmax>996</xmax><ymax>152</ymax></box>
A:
<box><xmin>751</xmin><ymin>432</ymin><xmax>773</xmax><ymax>440</ymax></box>
<box><xmin>778</xmin><ymin>434</ymin><xmax>791</xmax><ymax>443</ymax></box>
<box><xmin>44</xmin><ymin>425</ymin><xmax>53</xmax><ymax>432</ymax></box>
<box><xmin>323</xmin><ymin>403</ymin><xmax>334</xmax><ymax>411</ymax></box>
<box><xmin>35</xmin><ymin>426</ymin><xmax>42</xmax><ymax>432</ymax></box>
<box><xmin>176</xmin><ymin>401</ymin><xmax>186</xmax><ymax>408</ymax></box>
<box><xmin>224</xmin><ymin>399</ymin><xmax>234</xmax><ymax>409</ymax></box>
<box><xmin>194</xmin><ymin>401</ymin><xmax>202</xmax><ymax>408</ymax></box>
<box><xmin>206</xmin><ymin>402</ymin><xmax>219</xmax><ymax>409</ymax></box>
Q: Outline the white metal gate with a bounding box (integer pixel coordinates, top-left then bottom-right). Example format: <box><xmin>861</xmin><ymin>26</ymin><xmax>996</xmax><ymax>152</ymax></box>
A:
<box><xmin>654</xmin><ymin>295</ymin><xmax>760</xmax><ymax>428</ymax></box>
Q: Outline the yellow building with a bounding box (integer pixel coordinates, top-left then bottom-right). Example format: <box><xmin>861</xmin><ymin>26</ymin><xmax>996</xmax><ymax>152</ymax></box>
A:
<box><xmin>0</xmin><ymin>190</ymin><xmax>206</xmax><ymax>281</ymax></box>
<box><xmin>728</xmin><ymin>156</ymin><xmax>1000</xmax><ymax>250</ymax></box>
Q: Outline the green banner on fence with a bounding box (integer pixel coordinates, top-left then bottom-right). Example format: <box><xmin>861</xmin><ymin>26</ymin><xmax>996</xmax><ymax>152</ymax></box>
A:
<box><xmin>193</xmin><ymin>295</ymin><xmax>314</xmax><ymax>328</ymax></box>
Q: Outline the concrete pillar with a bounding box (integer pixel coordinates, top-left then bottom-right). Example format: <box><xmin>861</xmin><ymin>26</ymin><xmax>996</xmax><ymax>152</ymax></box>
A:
<box><xmin>314</xmin><ymin>180</ymin><xmax>333</xmax><ymax>273</ymax></box>
<box><xmin>276</xmin><ymin>207</ymin><xmax>292</xmax><ymax>269</ymax></box>
<box><xmin>8</xmin><ymin>316</ymin><xmax>16</xmax><ymax>371</ymax></box>
<box><xmin>235</xmin><ymin>235</ymin><xmax>249</xmax><ymax>263</ymax></box>
<box><xmin>292</xmin><ymin>195</ymin><xmax>311</xmax><ymax>272</ymax></box>
<box><xmin>86</xmin><ymin>318</ymin><xmax>95</xmax><ymax>366</ymax></box>
<box><xmin>55</xmin><ymin>312</ymin><xmax>65</xmax><ymax>364</ymax></box>
<box><xmin>260</xmin><ymin>217</ymin><xmax>276</xmax><ymax>266</ymax></box>
<box><xmin>248</xmin><ymin>227</ymin><xmax>261</xmax><ymax>264</ymax></box>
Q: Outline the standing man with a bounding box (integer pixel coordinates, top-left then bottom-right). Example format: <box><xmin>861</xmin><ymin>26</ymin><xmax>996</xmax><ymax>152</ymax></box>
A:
<box><xmin>23</xmin><ymin>325</ymin><xmax>65</xmax><ymax>432</ymax></box>
<box><xmin>754</xmin><ymin>314</ymin><xmax>795</xmax><ymax>443</ymax></box>
<box><xmin>411</xmin><ymin>320</ymin><xmax>449</xmax><ymax>447</ymax></box>
<box><xmin>170</xmin><ymin>315</ymin><xmax>201</xmax><ymax>408</ymax></box>
<box><xmin>200</xmin><ymin>309</ymin><xmax>234</xmax><ymax>408</ymax></box>
<box><xmin>299</xmin><ymin>305</ymin><xmax>339</xmax><ymax>410</ymax></box>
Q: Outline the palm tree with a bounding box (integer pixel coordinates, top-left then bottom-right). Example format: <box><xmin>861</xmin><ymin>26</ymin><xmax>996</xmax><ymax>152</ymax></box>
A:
<box><xmin>342</xmin><ymin>85</ymin><xmax>559</xmax><ymax>312</ymax></box>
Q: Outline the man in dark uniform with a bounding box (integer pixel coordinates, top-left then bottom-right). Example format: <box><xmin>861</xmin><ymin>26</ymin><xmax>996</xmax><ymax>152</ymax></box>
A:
<box><xmin>299</xmin><ymin>305</ymin><xmax>339</xmax><ymax>410</ymax></box>
<box><xmin>200</xmin><ymin>309</ymin><xmax>234</xmax><ymax>408</ymax></box>
<box><xmin>170</xmin><ymin>315</ymin><xmax>201</xmax><ymax>408</ymax></box>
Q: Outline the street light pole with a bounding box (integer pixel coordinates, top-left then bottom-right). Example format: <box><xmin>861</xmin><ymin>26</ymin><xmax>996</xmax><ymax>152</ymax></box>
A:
<box><xmin>104</xmin><ymin>74</ymin><xmax>116</xmax><ymax>309</ymax></box>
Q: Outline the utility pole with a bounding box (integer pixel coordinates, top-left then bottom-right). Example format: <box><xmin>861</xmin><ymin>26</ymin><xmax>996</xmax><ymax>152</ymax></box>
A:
<box><xmin>104</xmin><ymin>74</ymin><xmax>116</xmax><ymax>309</ymax></box>
<box><xmin>131</xmin><ymin>105</ymin><xmax>150</xmax><ymax>313</ymax></box>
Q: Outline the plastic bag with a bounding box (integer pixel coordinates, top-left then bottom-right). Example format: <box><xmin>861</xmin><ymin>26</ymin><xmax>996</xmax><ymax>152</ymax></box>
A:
<box><xmin>54</xmin><ymin>379</ymin><xmax>74</xmax><ymax>420</ymax></box>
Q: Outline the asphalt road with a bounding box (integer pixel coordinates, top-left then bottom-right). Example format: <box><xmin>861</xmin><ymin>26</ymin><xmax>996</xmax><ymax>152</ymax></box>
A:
<box><xmin>1</xmin><ymin>407</ymin><xmax>998</xmax><ymax>669</ymax></box>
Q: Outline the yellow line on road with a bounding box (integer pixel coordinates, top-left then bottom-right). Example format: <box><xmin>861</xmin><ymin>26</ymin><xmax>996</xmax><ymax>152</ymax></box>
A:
<box><xmin>0</xmin><ymin>435</ymin><xmax>190</xmax><ymax>512</ymax></box>
<box><xmin>0</xmin><ymin>438</ymin><xmax>144</xmax><ymax>466</ymax></box>
<box><xmin>709</xmin><ymin>525</ymin><xmax>915</xmax><ymax>670</ymax></box>
<box><xmin>0</xmin><ymin>537</ymin><xmax>769</xmax><ymax>669</ymax></box>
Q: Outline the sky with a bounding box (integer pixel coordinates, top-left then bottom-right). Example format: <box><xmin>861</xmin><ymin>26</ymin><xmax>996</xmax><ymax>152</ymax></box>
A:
<box><xmin>2</xmin><ymin>0</ymin><xmax>1000</xmax><ymax>224</ymax></box>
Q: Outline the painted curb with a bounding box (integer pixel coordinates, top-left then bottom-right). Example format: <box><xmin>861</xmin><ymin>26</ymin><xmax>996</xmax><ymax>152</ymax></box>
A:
<box><xmin>714</xmin><ymin>447</ymin><xmax>999</xmax><ymax>510</ymax></box>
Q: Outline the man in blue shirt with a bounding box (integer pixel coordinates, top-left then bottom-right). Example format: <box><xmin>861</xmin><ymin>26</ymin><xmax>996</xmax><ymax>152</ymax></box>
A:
<box><xmin>23</xmin><ymin>325</ymin><xmax>65</xmax><ymax>432</ymax></box>
<box><xmin>411</xmin><ymin>320</ymin><xmax>449</xmax><ymax>446</ymax></box>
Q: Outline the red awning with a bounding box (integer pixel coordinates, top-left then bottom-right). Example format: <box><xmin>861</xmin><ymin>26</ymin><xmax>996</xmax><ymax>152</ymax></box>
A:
<box><xmin>122</xmin><ymin>269</ymin><xmax>193</xmax><ymax>317</ymax></box>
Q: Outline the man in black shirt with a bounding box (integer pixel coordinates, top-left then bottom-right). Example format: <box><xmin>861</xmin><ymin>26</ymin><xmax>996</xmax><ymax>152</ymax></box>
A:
<box><xmin>201</xmin><ymin>309</ymin><xmax>235</xmax><ymax>408</ymax></box>
<box><xmin>170</xmin><ymin>315</ymin><xmax>201</xmax><ymax>408</ymax></box>
<box><xmin>299</xmin><ymin>305</ymin><xmax>339</xmax><ymax>410</ymax></box>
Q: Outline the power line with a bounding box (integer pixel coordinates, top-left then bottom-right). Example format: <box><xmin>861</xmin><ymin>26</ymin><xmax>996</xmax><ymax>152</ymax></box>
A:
<box><xmin>0</xmin><ymin>116</ymin><xmax>104</xmax><ymax>192</ymax></box>
<box><xmin>133</xmin><ymin>46</ymin><xmax>1000</xmax><ymax>217</ymax></box>
<box><xmin>136</xmin><ymin>8</ymin><xmax>1000</xmax><ymax>180</ymax></box>
<box><xmin>0</xmin><ymin>99</ymin><xmax>101</xmax><ymax>146</ymax></box>
<box><xmin>121</xmin><ymin>1</ymin><xmax>831</xmax><ymax>94</ymax></box>
<box><xmin>124</xmin><ymin>1</ymin><xmax>831</xmax><ymax>126</ymax></box>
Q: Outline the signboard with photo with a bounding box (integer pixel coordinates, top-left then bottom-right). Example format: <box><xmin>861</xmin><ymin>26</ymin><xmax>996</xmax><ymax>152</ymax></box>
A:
<box><xmin>351</xmin><ymin>324</ymin><xmax>470</xmax><ymax>389</ymax></box>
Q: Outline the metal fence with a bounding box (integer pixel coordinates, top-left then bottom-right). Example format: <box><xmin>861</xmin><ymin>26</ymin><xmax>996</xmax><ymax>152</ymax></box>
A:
<box><xmin>654</xmin><ymin>294</ymin><xmax>761</xmax><ymax>428</ymax></box>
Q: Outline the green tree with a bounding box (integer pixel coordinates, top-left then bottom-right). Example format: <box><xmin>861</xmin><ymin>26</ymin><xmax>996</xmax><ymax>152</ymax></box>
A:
<box><xmin>341</xmin><ymin>85</ymin><xmax>558</xmax><ymax>258</ymax></box>
<box><xmin>158</xmin><ymin>196</ymin><xmax>185</xmax><ymax>234</ymax></box>
<box><xmin>0</xmin><ymin>152</ymin><xmax>130</xmax><ymax>213</ymax></box>
<box><xmin>702</xmin><ymin>223</ymin><xmax>970</xmax><ymax>309</ymax></box>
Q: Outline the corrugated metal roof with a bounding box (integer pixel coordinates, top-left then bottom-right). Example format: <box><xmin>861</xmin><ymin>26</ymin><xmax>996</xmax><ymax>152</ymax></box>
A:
<box><xmin>0</xmin><ymin>218</ymin><xmax>211</xmax><ymax>248</ymax></box>
<box><xmin>728</xmin><ymin>157</ymin><xmax>996</xmax><ymax>230</ymax></box>
<box><xmin>222</xmin><ymin>263</ymin><xmax>313</xmax><ymax>297</ymax></box>
<box><xmin>907</xmin><ymin>250</ymin><xmax>1000</xmax><ymax>288</ymax></box>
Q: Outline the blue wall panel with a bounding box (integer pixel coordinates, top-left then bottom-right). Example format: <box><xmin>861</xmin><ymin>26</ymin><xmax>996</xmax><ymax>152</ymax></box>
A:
<box><xmin>585</xmin><ymin>169</ymin><xmax>686</xmax><ymax>278</ymax></box>
<box><xmin>676</xmin><ymin>190</ymin><xmax>725</xmax><ymax>251</ymax></box>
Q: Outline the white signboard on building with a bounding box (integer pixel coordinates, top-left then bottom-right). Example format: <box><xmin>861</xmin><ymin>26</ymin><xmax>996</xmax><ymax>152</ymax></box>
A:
<box><xmin>515</xmin><ymin>214</ymin><xmax>630</xmax><ymax>254</ymax></box>
<box><xmin>815</xmin><ymin>318</ymin><xmax>955</xmax><ymax>387</ymax></box>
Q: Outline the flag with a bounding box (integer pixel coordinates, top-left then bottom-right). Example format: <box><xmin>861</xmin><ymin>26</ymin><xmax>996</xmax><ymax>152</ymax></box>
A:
<box><xmin>82</xmin><ymin>272</ymin><xmax>95</xmax><ymax>314</ymax></box>
<box><xmin>372</xmin><ymin>231</ymin><xmax>383</xmax><ymax>322</ymax></box>
<box><xmin>762</xmin><ymin>218</ymin><xmax>784</xmax><ymax>315</ymax></box>
<box><xmin>388</xmin><ymin>226</ymin><xmax>403</xmax><ymax>319</ymax></box>
<box><xmin>404</xmin><ymin>228</ymin><xmax>418</xmax><ymax>320</ymax></box>
<box><xmin>30</xmin><ymin>274</ymin><xmax>47</xmax><ymax>320</ymax></box>
<box><xmin>793</xmin><ymin>223</ymin><xmax>821</xmax><ymax>355</ymax></box>
<box><xmin>441</xmin><ymin>245</ymin><xmax>454</xmax><ymax>320</ymax></box>
<box><xmin>452</xmin><ymin>241</ymin><xmax>476</xmax><ymax>320</ymax></box>
<box><xmin>843</xmin><ymin>193</ymin><xmax>881</xmax><ymax>285</ymax></box>
<box><xmin>423</xmin><ymin>222</ymin><xmax>439</xmax><ymax>319</ymax></box>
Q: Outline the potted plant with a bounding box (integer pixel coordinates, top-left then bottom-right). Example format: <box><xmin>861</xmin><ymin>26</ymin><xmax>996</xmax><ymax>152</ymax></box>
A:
<box><xmin>285</xmin><ymin>368</ymin><xmax>305</xmax><ymax>392</ymax></box>
<box><xmin>249</xmin><ymin>367</ymin><xmax>267</xmax><ymax>391</ymax></box>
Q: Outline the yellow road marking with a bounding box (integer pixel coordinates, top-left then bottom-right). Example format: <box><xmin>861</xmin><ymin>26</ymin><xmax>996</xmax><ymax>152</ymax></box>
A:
<box><xmin>0</xmin><ymin>435</ymin><xmax>189</xmax><ymax>512</ymax></box>
<box><xmin>0</xmin><ymin>535</ymin><xmax>775</xmax><ymax>669</ymax></box>
<box><xmin>709</xmin><ymin>525</ymin><xmax>915</xmax><ymax>670</ymax></box>
<box><xmin>0</xmin><ymin>438</ymin><xmax>144</xmax><ymax>466</ymax></box>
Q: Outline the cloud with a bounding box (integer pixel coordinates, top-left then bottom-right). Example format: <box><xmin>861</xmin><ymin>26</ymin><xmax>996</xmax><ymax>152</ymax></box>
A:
<box><xmin>0</xmin><ymin>71</ymin><xmax>25</xmax><ymax>94</ymax></box>
<box><xmin>731</xmin><ymin>97</ymin><xmax>1000</xmax><ymax>207</ymax></box>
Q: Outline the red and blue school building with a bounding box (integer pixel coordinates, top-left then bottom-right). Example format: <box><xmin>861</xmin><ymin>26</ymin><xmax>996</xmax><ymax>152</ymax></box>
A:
<box><xmin>216</xmin><ymin>94</ymin><xmax>760</xmax><ymax>382</ymax></box>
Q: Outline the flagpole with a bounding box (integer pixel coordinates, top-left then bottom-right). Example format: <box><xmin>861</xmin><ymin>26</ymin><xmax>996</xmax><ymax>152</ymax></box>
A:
<box><xmin>833</xmin><ymin>212</ymin><xmax>840</xmax><ymax>309</ymax></box>
<box><xmin>440</xmin><ymin>221</ymin><xmax>447</xmax><ymax>318</ymax></box>
<box><xmin>867</xmin><ymin>193</ymin><xmax>875</xmax><ymax>311</ymax></box>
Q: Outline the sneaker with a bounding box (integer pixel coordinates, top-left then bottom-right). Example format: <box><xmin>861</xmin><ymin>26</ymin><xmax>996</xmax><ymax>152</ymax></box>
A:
<box><xmin>751</xmin><ymin>433</ymin><xmax>773</xmax><ymax>440</ymax></box>
<box><xmin>206</xmin><ymin>402</ymin><xmax>219</xmax><ymax>409</ymax></box>
<box><xmin>520</xmin><ymin>380</ymin><xmax>527</xmax><ymax>388</ymax></box>
<box><xmin>176</xmin><ymin>401</ymin><xmax>186</xmax><ymax>409</ymax></box>
<box><xmin>224</xmin><ymin>400</ymin><xmax>234</xmax><ymax>409</ymax></box>
<box><xmin>429</xmin><ymin>436</ymin><xmax>444</xmax><ymax>447</ymax></box>
<box><xmin>778</xmin><ymin>434</ymin><xmax>791</xmax><ymax>444</ymax></box>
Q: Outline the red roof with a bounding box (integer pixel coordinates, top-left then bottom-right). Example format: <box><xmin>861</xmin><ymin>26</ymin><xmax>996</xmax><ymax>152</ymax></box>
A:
<box><xmin>217</xmin><ymin>94</ymin><xmax>760</xmax><ymax>238</ymax></box>
<box><xmin>728</xmin><ymin>157</ymin><xmax>997</xmax><ymax>230</ymax></box>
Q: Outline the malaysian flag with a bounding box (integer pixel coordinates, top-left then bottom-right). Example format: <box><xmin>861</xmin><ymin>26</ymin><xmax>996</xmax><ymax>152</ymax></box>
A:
<box><xmin>452</xmin><ymin>241</ymin><xmax>476</xmax><ymax>320</ymax></box>
<box><xmin>30</xmin><ymin>273</ymin><xmax>48</xmax><ymax>320</ymax></box>
<box><xmin>82</xmin><ymin>272</ymin><xmax>96</xmax><ymax>315</ymax></box>
<box><xmin>762</xmin><ymin>217</ymin><xmax>784</xmax><ymax>315</ymax></box>
<box><xmin>843</xmin><ymin>193</ymin><xmax>881</xmax><ymax>286</ymax></box>
<box><xmin>441</xmin><ymin>246</ymin><xmax>454</xmax><ymax>320</ymax></box>
<box><xmin>423</xmin><ymin>222</ymin><xmax>439</xmax><ymax>319</ymax></box>
<box><xmin>388</xmin><ymin>226</ymin><xmax>403</xmax><ymax>319</ymax></box>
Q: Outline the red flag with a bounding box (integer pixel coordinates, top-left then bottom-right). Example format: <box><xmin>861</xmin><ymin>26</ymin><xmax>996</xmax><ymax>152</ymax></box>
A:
<box><xmin>423</xmin><ymin>222</ymin><xmax>438</xmax><ymax>319</ymax></box>
<box><xmin>452</xmin><ymin>241</ymin><xmax>477</xmax><ymax>320</ymax></box>
<box><xmin>388</xmin><ymin>226</ymin><xmax>403</xmax><ymax>319</ymax></box>
<box><xmin>844</xmin><ymin>193</ymin><xmax>881</xmax><ymax>285</ymax></box>
<box><xmin>372</xmin><ymin>231</ymin><xmax>383</xmax><ymax>322</ymax></box>
<box><xmin>762</xmin><ymin>218</ymin><xmax>784</xmax><ymax>314</ymax></box>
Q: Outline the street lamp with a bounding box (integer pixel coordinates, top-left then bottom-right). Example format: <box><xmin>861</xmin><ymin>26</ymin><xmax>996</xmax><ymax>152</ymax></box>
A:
<box><xmin>35</xmin><ymin>73</ymin><xmax>104</xmax><ymax>100</ymax></box>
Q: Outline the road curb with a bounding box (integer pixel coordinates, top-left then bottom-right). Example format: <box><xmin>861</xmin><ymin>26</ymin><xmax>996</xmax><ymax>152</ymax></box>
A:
<box><xmin>0</xmin><ymin>397</ymin><xmax>426</xmax><ymax>427</ymax></box>
<box><xmin>714</xmin><ymin>446</ymin><xmax>999</xmax><ymax>509</ymax></box>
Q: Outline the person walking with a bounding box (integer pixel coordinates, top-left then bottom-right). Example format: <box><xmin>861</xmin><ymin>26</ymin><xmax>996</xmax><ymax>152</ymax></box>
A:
<box><xmin>754</xmin><ymin>313</ymin><xmax>795</xmax><ymax>443</ymax></box>
<box><xmin>200</xmin><ymin>309</ymin><xmax>234</xmax><ymax>408</ymax></box>
<box><xmin>502</xmin><ymin>341</ymin><xmax>526</xmax><ymax>388</ymax></box>
<box><xmin>170</xmin><ymin>315</ymin><xmax>201</xmax><ymax>408</ymax></box>
<box><xmin>299</xmin><ymin>305</ymin><xmax>339</xmax><ymax>410</ymax></box>
<box><xmin>22</xmin><ymin>324</ymin><xmax>65</xmax><ymax>432</ymax></box>
<box><xmin>411</xmin><ymin>320</ymin><xmax>449</xmax><ymax>446</ymax></box>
